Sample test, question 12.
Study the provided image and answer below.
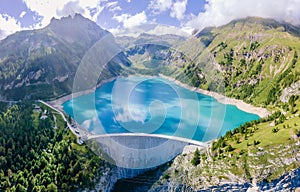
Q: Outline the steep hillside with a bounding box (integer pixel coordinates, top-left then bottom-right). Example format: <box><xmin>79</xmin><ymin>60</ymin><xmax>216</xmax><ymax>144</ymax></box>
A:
<box><xmin>192</xmin><ymin>17</ymin><xmax>300</xmax><ymax>107</ymax></box>
<box><xmin>115</xmin><ymin>33</ymin><xmax>186</xmax><ymax>49</ymax></box>
<box><xmin>117</xmin><ymin>33</ymin><xmax>208</xmax><ymax>86</ymax></box>
<box><xmin>151</xmin><ymin>102</ymin><xmax>300</xmax><ymax>191</ymax></box>
<box><xmin>0</xmin><ymin>103</ymin><xmax>116</xmax><ymax>191</ymax></box>
<box><xmin>0</xmin><ymin>14</ymin><xmax>129</xmax><ymax>100</ymax></box>
<box><xmin>1</xmin><ymin>15</ymin><xmax>300</xmax><ymax>191</ymax></box>
<box><xmin>122</xmin><ymin>43</ymin><xmax>192</xmax><ymax>79</ymax></box>
<box><xmin>149</xmin><ymin>17</ymin><xmax>300</xmax><ymax>191</ymax></box>
<box><xmin>117</xmin><ymin>17</ymin><xmax>300</xmax><ymax>109</ymax></box>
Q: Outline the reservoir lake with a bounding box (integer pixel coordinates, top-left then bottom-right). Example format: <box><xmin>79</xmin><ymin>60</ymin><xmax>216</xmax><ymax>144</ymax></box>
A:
<box><xmin>62</xmin><ymin>77</ymin><xmax>259</xmax><ymax>142</ymax></box>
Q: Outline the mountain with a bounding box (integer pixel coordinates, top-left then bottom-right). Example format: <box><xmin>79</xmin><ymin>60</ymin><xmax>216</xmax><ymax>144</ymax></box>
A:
<box><xmin>0</xmin><ymin>15</ymin><xmax>299</xmax><ymax>191</ymax></box>
<box><xmin>113</xmin><ymin>17</ymin><xmax>300</xmax><ymax>107</ymax></box>
<box><xmin>48</xmin><ymin>15</ymin><xmax>109</xmax><ymax>47</ymax></box>
<box><xmin>115</xmin><ymin>33</ymin><xmax>192</xmax><ymax>79</ymax></box>
<box><xmin>114</xmin><ymin>17</ymin><xmax>300</xmax><ymax>191</ymax></box>
<box><xmin>115</xmin><ymin>32</ymin><xmax>208</xmax><ymax>85</ymax></box>
<box><xmin>0</xmin><ymin>14</ymin><xmax>129</xmax><ymax>100</ymax></box>
<box><xmin>147</xmin><ymin>17</ymin><xmax>300</xmax><ymax>191</ymax></box>
<box><xmin>186</xmin><ymin>17</ymin><xmax>300</xmax><ymax>106</ymax></box>
<box><xmin>115</xmin><ymin>33</ymin><xmax>187</xmax><ymax>49</ymax></box>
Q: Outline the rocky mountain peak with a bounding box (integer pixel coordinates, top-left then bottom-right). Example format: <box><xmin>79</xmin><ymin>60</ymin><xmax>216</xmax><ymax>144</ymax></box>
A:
<box><xmin>48</xmin><ymin>13</ymin><xmax>109</xmax><ymax>46</ymax></box>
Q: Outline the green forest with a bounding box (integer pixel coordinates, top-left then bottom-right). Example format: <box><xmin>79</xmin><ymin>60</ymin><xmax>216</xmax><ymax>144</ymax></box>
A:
<box><xmin>0</xmin><ymin>102</ymin><xmax>105</xmax><ymax>191</ymax></box>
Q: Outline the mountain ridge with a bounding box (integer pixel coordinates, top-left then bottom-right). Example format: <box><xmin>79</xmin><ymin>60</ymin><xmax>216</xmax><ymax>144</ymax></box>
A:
<box><xmin>146</xmin><ymin>16</ymin><xmax>300</xmax><ymax>192</ymax></box>
<box><xmin>186</xmin><ymin>16</ymin><xmax>300</xmax><ymax>107</ymax></box>
<box><xmin>0</xmin><ymin>14</ymin><xmax>128</xmax><ymax>100</ymax></box>
<box><xmin>48</xmin><ymin>14</ymin><xmax>110</xmax><ymax>47</ymax></box>
<box><xmin>195</xmin><ymin>16</ymin><xmax>300</xmax><ymax>39</ymax></box>
<box><xmin>0</xmin><ymin>15</ymin><xmax>300</xmax><ymax>191</ymax></box>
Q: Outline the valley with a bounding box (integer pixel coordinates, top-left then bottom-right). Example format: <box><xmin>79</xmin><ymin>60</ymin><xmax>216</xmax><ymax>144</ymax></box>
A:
<box><xmin>0</xmin><ymin>14</ymin><xmax>300</xmax><ymax>191</ymax></box>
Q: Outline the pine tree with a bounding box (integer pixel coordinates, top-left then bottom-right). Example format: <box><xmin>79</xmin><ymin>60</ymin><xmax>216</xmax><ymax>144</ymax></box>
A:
<box><xmin>191</xmin><ymin>148</ymin><xmax>201</xmax><ymax>166</ymax></box>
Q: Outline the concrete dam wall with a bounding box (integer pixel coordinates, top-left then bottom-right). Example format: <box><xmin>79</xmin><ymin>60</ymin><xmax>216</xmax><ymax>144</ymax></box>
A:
<box><xmin>86</xmin><ymin>133</ymin><xmax>207</xmax><ymax>171</ymax></box>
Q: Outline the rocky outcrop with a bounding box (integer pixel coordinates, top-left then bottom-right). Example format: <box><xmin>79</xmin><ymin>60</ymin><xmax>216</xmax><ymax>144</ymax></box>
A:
<box><xmin>257</xmin><ymin>168</ymin><xmax>300</xmax><ymax>192</ymax></box>
<box><xmin>88</xmin><ymin>166</ymin><xmax>118</xmax><ymax>192</ymax></box>
<box><xmin>150</xmin><ymin>166</ymin><xmax>300</xmax><ymax>192</ymax></box>
<box><xmin>150</xmin><ymin>140</ymin><xmax>300</xmax><ymax>192</ymax></box>
<box><xmin>280</xmin><ymin>81</ymin><xmax>300</xmax><ymax>102</ymax></box>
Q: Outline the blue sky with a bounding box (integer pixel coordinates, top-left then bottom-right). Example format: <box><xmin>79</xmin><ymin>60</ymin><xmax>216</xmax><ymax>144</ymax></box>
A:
<box><xmin>0</xmin><ymin>0</ymin><xmax>299</xmax><ymax>39</ymax></box>
<box><xmin>0</xmin><ymin>0</ymin><xmax>205</xmax><ymax>27</ymax></box>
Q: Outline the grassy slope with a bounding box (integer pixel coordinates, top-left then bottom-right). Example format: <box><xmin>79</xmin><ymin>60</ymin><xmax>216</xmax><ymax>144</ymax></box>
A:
<box><xmin>197</xmin><ymin>18</ymin><xmax>300</xmax><ymax>107</ymax></box>
<box><xmin>153</xmin><ymin>107</ymin><xmax>300</xmax><ymax>190</ymax></box>
<box><xmin>151</xmin><ymin>18</ymin><xmax>300</xmax><ymax>190</ymax></box>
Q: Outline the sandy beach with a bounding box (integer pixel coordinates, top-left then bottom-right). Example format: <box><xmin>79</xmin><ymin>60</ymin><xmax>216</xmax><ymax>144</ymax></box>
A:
<box><xmin>49</xmin><ymin>74</ymin><xmax>270</xmax><ymax>118</ymax></box>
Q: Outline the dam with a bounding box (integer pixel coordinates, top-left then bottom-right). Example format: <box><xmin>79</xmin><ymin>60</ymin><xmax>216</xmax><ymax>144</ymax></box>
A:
<box><xmin>86</xmin><ymin>133</ymin><xmax>208</xmax><ymax>169</ymax></box>
<box><xmin>60</xmin><ymin>76</ymin><xmax>259</xmax><ymax>170</ymax></box>
<box><xmin>42</xmin><ymin>99</ymin><xmax>207</xmax><ymax>170</ymax></box>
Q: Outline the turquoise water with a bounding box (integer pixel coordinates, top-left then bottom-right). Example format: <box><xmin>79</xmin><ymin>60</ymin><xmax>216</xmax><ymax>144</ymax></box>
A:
<box><xmin>62</xmin><ymin>77</ymin><xmax>259</xmax><ymax>142</ymax></box>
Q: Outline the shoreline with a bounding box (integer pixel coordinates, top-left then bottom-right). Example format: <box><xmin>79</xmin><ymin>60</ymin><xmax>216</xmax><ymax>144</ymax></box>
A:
<box><xmin>48</xmin><ymin>77</ymin><xmax>116</xmax><ymax>108</ymax></box>
<box><xmin>49</xmin><ymin>74</ymin><xmax>270</xmax><ymax>118</ymax></box>
<box><xmin>158</xmin><ymin>74</ymin><xmax>270</xmax><ymax>118</ymax></box>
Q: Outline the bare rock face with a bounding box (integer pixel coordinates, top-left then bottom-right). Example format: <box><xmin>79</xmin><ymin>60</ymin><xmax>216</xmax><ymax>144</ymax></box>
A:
<box><xmin>150</xmin><ymin>167</ymin><xmax>300</xmax><ymax>192</ymax></box>
<box><xmin>280</xmin><ymin>81</ymin><xmax>300</xmax><ymax>103</ymax></box>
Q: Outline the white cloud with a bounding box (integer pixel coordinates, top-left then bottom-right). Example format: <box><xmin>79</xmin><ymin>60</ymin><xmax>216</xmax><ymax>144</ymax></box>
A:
<box><xmin>113</xmin><ymin>13</ymin><xmax>130</xmax><ymax>23</ymax></box>
<box><xmin>105</xmin><ymin>1</ymin><xmax>122</xmax><ymax>12</ymax></box>
<box><xmin>22</xmin><ymin>0</ymin><xmax>104</xmax><ymax>28</ymax></box>
<box><xmin>149</xmin><ymin>0</ymin><xmax>187</xmax><ymax>20</ymax></box>
<box><xmin>0</xmin><ymin>0</ymin><xmax>106</xmax><ymax>39</ymax></box>
<box><xmin>4</xmin><ymin>0</ymin><xmax>299</xmax><ymax>41</ymax></box>
<box><xmin>108</xmin><ymin>26</ymin><xmax>125</xmax><ymax>36</ymax></box>
<box><xmin>110</xmin><ymin>6</ymin><xmax>122</xmax><ymax>12</ymax></box>
<box><xmin>170</xmin><ymin>0</ymin><xmax>187</xmax><ymax>20</ymax></box>
<box><xmin>147</xmin><ymin>25</ymin><xmax>189</xmax><ymax>36</ymax></box>
<box><xmin>149</xmin><ymin>0</ymin><xmax>173</xmax><ymax>14</ymax></box>
<box><xmin>181</xmin><ymin>26</ymin><xmax>195</xmax><ymax>35</ymax></box>
<box><xmin>124</xmin><ymin>11</ymin><xmax>147</xmax><ymax>28</ymax></box>
<box><xmin>56</xmin><ymin>1</ymin><xmax>85</xmax><ymax>17</ymax></box>
<box><xmin>19</xmin><ymin>11</ymin><xmax>27</xmax><ymax>18</ymax></box>
<box><xmin>109</xmin><ymin>23</ymin><xmax>192</xmax><ymax>37</ymax></box>
<box><xmin>113</xmin><ymin>11</ymin><xmax>147</xmax><ymax>29</ymax></box>
<box><xmin>109</xmin><ymin>24</ymin><xmax>151</xmax><ymax>37</ymax></box>
<box><xmin>186</xmin><ymin>0</ymin><xmax>300</xmax><ymax>30</ymax></box>
<box><xmin>106</xmin><ymin>1</ymin><xmax>118</xmax><ymax>8</ymax></box>
<box><xmin>0</xmin><ymin>14</ymin><xmax>22</xmax><ymax>40</ymax></box>
<box><xmin>23</xmin><ymin>0</ymin><xmax>65</xmax><ymax>27</ymax></box>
